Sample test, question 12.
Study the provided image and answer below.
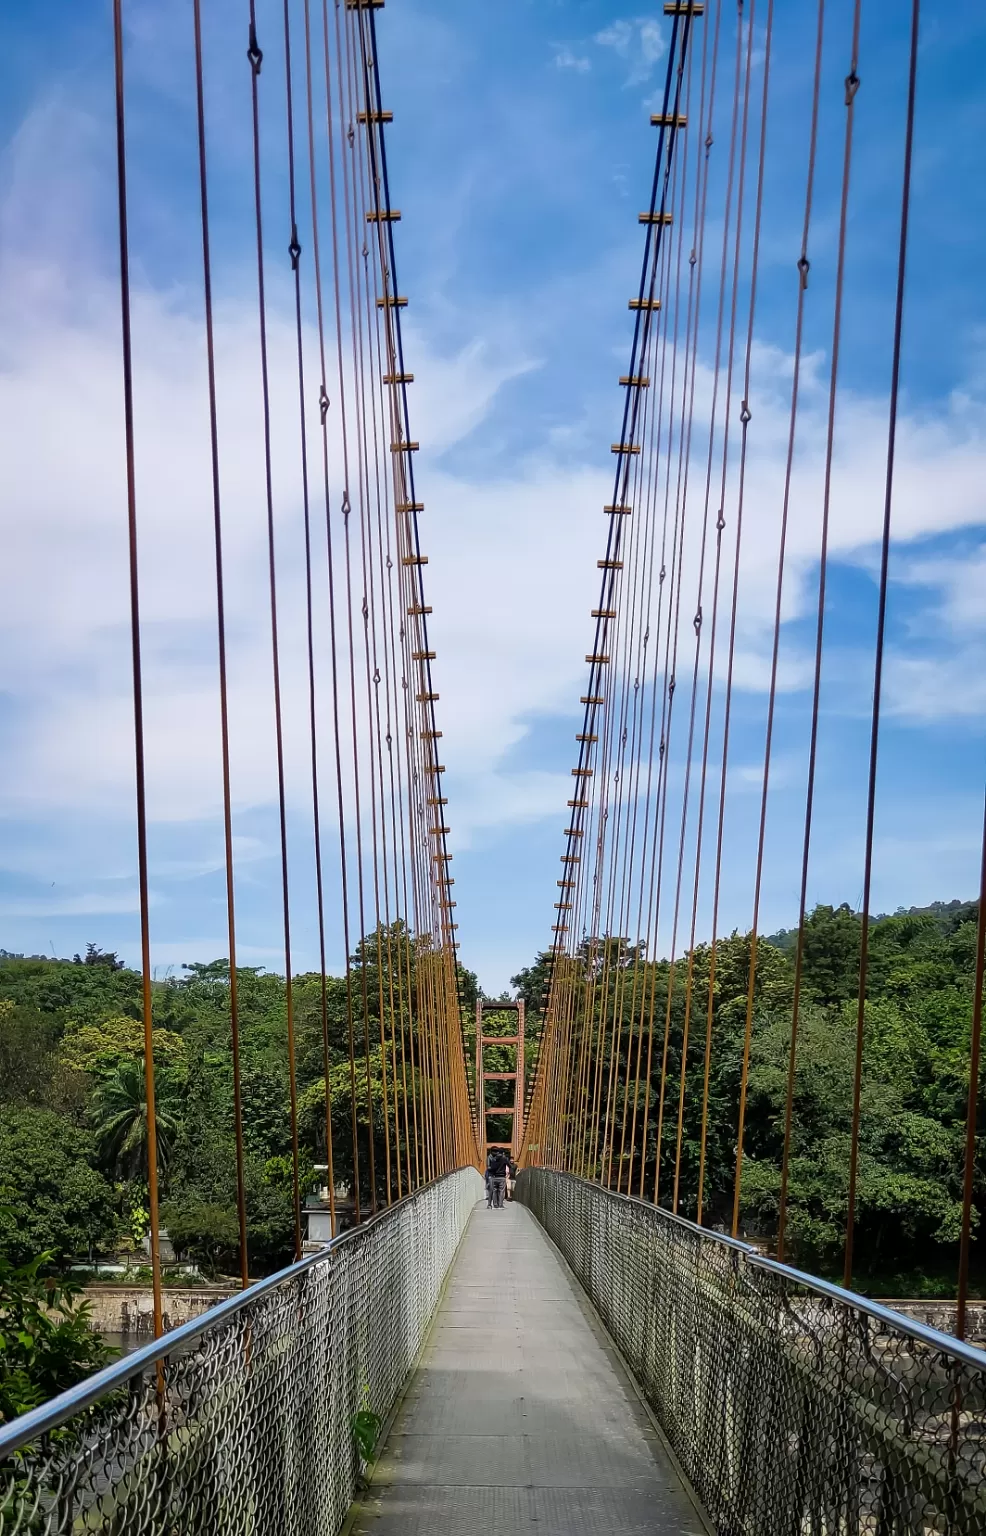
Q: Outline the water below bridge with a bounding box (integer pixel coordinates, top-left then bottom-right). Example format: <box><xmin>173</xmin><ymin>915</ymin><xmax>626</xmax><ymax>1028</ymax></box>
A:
<box><xmin>353</xmin><ymin>1200</ymin><xmax>705</xmax><ymax>1535</ymax></box>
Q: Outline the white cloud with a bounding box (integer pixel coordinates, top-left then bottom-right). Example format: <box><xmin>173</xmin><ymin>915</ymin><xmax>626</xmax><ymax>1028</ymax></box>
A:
<box><xmin>552</xmin><ymin>45</ymin><xmax>591</xmax><ymax>74</ymax></box>
<box><xmin>896</xmin><ymin>546</ymin><xmax>986</xmax><ymax>634</ymax></box>
<box><xmin>3</xmin><ymin>66</ymin><xmax>986</xmax><ymax>989</ymax></box>
<box><xmin>0</xmin><ymin>892</ymin><xmax>142</xmax><ymax>918</ymax></box>
<box><xmin>594</xmin><ymin>18</ymin><xmax>667</xmax><ymax>88</ymax></box>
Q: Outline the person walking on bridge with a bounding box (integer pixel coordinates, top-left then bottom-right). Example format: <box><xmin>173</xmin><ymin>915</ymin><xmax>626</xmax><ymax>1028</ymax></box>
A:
<box><xmin>484</xmin><ymin>1150</ymin><xmax>496</xmax><ymax>1208</ymax></box>
<box><xmin>488</xmin><ymin>1148</ymin><xmax>509</xmax><ymax>1209</ymax></box>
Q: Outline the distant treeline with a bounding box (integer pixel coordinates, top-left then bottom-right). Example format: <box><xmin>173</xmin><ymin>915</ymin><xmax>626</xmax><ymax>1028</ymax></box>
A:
<box><xmin>1</xmin><ymin>899</ymin><xmax>981</xmax><ymax>1297</ymax></box>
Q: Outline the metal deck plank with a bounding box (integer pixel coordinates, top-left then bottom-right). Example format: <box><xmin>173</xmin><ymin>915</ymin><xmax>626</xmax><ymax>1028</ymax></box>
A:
<box><xmin>354</xmin><ymin>1202</ymin><xmax>705</xmax><ymax>1535</ymax></box>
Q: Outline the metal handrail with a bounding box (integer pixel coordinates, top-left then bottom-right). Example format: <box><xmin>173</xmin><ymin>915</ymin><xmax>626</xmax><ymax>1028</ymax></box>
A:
<box><xmin>518</xmin><ymin>1167</ymin><xmax>986</xmax><ymax>1536</ymax></box>
<box><xmin>543</xmin><ymin>1169</ymin><xmax>986</xmax><ymax>1370</ymax></box>
<box><xmin>0</xmin><ymin>1167</ymin><xmax>482</xmax><ymax>1480</ymax></box>
<box><xmin>0</xmin><ymin>1167</ymin><xmax>478</xmax><ymax>1457</ymax></box>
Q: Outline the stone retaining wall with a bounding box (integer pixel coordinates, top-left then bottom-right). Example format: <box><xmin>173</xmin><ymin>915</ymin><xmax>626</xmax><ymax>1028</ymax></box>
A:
<box><xmin>875</xmin><ymin>1299</ymin><xmax>986</xmax><ymax>1344</ymax></box>
<box><xmin>83</xmin><ymin>1286</ymin><xmax>235</xmax><ymax>1340</ymax></box>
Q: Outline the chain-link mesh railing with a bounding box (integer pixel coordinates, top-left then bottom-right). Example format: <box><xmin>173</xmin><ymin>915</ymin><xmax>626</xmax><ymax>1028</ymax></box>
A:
<box><xmin>0</xmin><ymin>1167</ymin><xmax>483</xmax><ymax>1536</ymax></box>
<box><xmin>518</xmin><ymin>1168</ymin><xmax>986</xmax><ymax>1535</ymax></box>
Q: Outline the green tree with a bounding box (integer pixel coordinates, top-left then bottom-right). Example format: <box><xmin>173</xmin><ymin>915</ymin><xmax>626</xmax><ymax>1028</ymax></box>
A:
<box><xmin>0</xmin><ymin>999</ymin><xmax>85</xmax><ymax>1115</ymax></box>
<box><xmin>60</xmin><ymin>1015</ymin><xmax>186</xmax><ymax>1084</ymax></box>
<box><xmin>0</xmin><ymin>1247</ymin><xmax>113</xmax><ymax>1423</ymax></box>
<box><xmin>93</xmin><ymin>1059</ymin><xmax>178</xmax><ymax>1181</ymax></box>
<box><xmin>160</xmin><ymin>1200</ymin><xmax>241</xmax><ymax>1278</ymax></box>
<box><xmin>0</xmin><ymin>1110</ymin><xmax>120</xmax><ymax>1267</ymax></box>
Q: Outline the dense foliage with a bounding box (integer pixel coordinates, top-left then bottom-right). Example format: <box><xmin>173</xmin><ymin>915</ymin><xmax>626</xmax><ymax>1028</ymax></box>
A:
<box><xmin>512</xmin><ymin>900</ymin><xmax>985</xmax><ymax>1295</ymax></box>
<box><xmin>0</xmin><ymin>1246</ymin><xmax>113</xmax><ymax>1424</ymax></box>
<box><xmin>0</xmin><ymin>900</ymin><xmax>980</xmax><ymax>1307</ymax></box>
<box><xmin>0</xmin><ymin>931</ymin><xmax>478</xmax><ymax>1284</ymax></box>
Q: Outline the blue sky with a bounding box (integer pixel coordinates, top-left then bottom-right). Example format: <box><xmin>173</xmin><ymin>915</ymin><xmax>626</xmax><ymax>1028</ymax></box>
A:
<box><xmin>1</xmin><ymin>0</ymin><xmax>984</xmax><ymax>992</ymax></box>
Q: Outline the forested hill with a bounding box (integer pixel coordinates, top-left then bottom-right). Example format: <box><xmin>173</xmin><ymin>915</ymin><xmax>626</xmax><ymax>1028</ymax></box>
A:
<box><xmin>764</xmin><ymin>897</ymin><xmax>978</xmax><ymax>954</ymax></box>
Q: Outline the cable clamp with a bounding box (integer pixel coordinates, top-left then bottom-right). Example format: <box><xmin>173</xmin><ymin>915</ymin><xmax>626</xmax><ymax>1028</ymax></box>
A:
<box><xmin>342</xmin><ymin>492</ymin><xmax>352</xmax><ymax>518</ymax></box>
<box><xmin>693</xmin><ymin>606</ymin><xmax>703</xmax><ymax>634</ymax></box>
<box><xmin>797</xmin><ymin>254</ymin><xmax>810</xmax><ymax>289</ymax></box>
<box><xmin>247</xmin><ymin>23</ymin><xmax>263</xmax><ymax>74</ymax></box>
<box><xmin>845</xmin><ymin>70</ymin><xmax>860</xmax><ymax>106</ymax></box>
<box><xmin>716</xmin><ymin>509</ymin><xmax>725</xmax><ymax>532</ymax></box>
<box><xmin>319</xmin><ymin>385</ymin><xmax>330</xmax><ymax>423</ymax></box>
<box><xmin>288</xmin><ymin>223</ymin><xmax>301</xmax><ymax>271</ymax></box>
<box><xmin>740</xmin><ymin>401</ymin><xmax>752</xmax><ymax>424</ymax></box>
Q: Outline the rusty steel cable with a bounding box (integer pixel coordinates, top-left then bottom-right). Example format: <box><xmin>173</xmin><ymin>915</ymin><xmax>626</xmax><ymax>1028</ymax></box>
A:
<box><xmin>956</xmin><ymin>789</ymin><xmax>986</xmax><ymax>1342</ymax></box>
<box><xmin>301</xmin><ymin>0</ymin><xmax>340</xmax><ymax>1236</ymax></box>
<box><xmin>670</xmin><ymin>0</ymin><xmax>746</xmax><ymax>1215</ymax></box>
<box><xmin>616</xmin><ymin>5</ymin><xmax>717</xmax><ymax>1198</ymax></box>
<box><xmin>287</xmin><ymin>0</ymin><xmax>341</xmax><ymax>1233</ymax></box>
<box><xmin>112</xmin><ymin>0</ymin><xmax>164</xmax><ymax>1340</ymax></box>
<box><xmin>246</xmin><ymin>0</ymin><xmax>303</xmax><ymax>1261</ymax></box>
<box><xmin>320</xmin><ymin>0</ymin><xmax>367</xmax><ymax>1216</ymax></box>
<box><xmin>192</xmin><ymin>0</ymin><xmax>250</xmax><ymax>1283</ymax></box>
<box><xmin>844</xmin><ymin>0</ymin><xmax>921</xmax><ymax>1291</ymax></box>
<box><xmin>730</xmin><ymin>0</ymin><xmax>825</xmax><ymax>1242</ymax></box>
<box><xmin>597</xmin><ymin>17</ymin><xmax>695</xmax><ymax>1190</ymax></box>
<box><xmin>363</xmin><ymin>3</ymin><xmax>469</xmax><ymax>1173</ymax></box>
<box><xmin>621</xmin><ymin>196</ymin><xmax>680</xmax><ymax>1192</ymax></box>
<box><xmin>653</xmin><ymin>0</ymin><xmax>744</xmax><ymax>1211</ymax></box>
<box><xmin>335</xmin><ymin>0</ymin><xmax>380</xmax><ymax>1212</ymax></box>
<box><xmin>636</xmin><ymin>85</ymin><xmax>699</xmax><ymax>1199</ymax></box>
<box><xmin>694</xmin><ymin>0</ymin><xmax>775</xmax><ymax>1228</ymax></box>
<box><xmin>363</xmin><ymin>0</ymin><xmax>474</xmax><ymax>1175</ymax></box>
<box><xmin>776</xmin><ymin>0</ymin><xmax>863</xmax><ymax>1264</ymax></box>
<box><xmin>526</xmin><ymin>6</ymin><xmax>700</xmax><ymax>1182</ymax></box>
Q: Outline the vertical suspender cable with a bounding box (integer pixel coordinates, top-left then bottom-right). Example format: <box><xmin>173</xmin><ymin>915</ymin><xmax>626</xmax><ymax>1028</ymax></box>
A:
<box><xmin>731</xmin><ymin>0</ymin><xmax>825</xmax><ymax>1240</ymax></box>
<box><xmin>695</xmin><ymin>0</ymin><xmax>774</xmax><ymax>1227</ymax></box>
<box><xmin>112</xmin><ymin>0</ymin><xmax>164</xmax><ymax>1341</ymax></box>
<box><xmin>246</xmin><ymin>0</ymin><xmax>303</xmax><ymax>1260</ymax></box>
<box><xmin>777</xmin><ymin>0</ymin><xmax>862</xmax><ymax>1263</ymax></box>
<box><xmin>844</xmin><ymin>0</ymin><xmax>920</xmax><ymax>1290</ymax></box>
<box><xmin>193</xmin><ymin>0</ymin><xmax>250</xmax><ymax>1283</ymax></box>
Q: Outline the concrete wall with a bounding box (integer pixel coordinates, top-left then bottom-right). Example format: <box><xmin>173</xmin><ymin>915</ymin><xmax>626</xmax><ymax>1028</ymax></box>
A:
<box><xmin>84</xmin><ymin>1286</ymin><xmax>235</xmax><ymax>1341</ymax></box>
<box><xmin>876</xmin><ymin>1299</ymin><xmax>986</xmax><ymax>1344</ymax></box>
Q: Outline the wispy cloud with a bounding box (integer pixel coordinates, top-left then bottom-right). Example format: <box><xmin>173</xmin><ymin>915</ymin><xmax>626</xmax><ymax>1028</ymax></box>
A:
<box><xmin>552</xmin><ymin>44</ymin><xmax>591</xmax><ymax>75</ymax></box>
<box><xmin>594</xmin><ymin>17</ymin><xmax>667</xmax><ymax>88</ymax></box>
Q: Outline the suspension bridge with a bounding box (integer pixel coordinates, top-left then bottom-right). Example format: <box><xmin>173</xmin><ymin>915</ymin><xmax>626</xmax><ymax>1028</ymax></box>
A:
<box><xmin>2</xmin><ymin>0</ymin><xmax>986</xmax><ymax>1531</ymax></box>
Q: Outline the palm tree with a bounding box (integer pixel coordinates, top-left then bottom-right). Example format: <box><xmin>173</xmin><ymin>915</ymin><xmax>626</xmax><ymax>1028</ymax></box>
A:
<box><xmin>93</xmin><ymin>1058</ymin><xmax>177</xmax><ymax>1182</ymax></box>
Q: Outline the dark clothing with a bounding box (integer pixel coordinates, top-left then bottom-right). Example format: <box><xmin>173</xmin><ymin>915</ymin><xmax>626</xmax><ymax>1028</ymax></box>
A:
<box><xmin>489</xmin><ymin>1151</ymin><xmax>509</xmax><ymax>1179</ymax></box>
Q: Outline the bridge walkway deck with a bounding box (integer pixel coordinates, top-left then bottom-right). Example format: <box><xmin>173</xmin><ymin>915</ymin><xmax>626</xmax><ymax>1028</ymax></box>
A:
<box><xmin>354</xmin><ymin>1199</ymin><xmax>705</xmax><ymax>1535</ymax></box>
